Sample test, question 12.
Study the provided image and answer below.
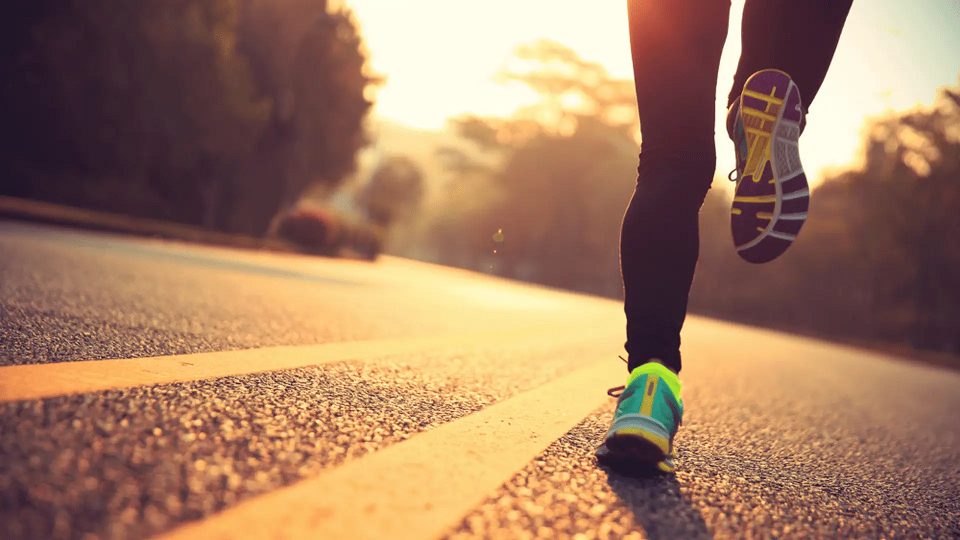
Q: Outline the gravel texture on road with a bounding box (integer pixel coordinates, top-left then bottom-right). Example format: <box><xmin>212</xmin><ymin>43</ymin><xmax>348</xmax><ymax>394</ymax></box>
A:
<box><xmin>444</xmin><ymin>405</ymin><xmax>712</xmax><ymax>540</ymax></box>
<box><xmin>446</xmin><ymin>401</ymin><xmax>960</xmax><ymax>540</ymax></box>
<box><xmin>1</xmin><ymin>337</ymin><xmax>611</xmax><ymax>540</ymax></box>
<box><xmin>0</xmin><ymin>303</ymin><xmax>226</xmax><ymax>366</ymax></box>
<box><xmin>0</xmin><ymin>232</ymin><xmax>381</xmax><ymax>365</ymax></box>
<box><xmin>444</xmin><ymin>349</ymin><xmax>960</xmax><ymax>540</ymax></box>
<box><xmin>5</xmin><ymin>222</ymin><xmax>959</xmax><ymax>540</ymax></box>
<box><xmin>1</xmin><ymin>222</ymin><xmax>613</xmax><ymax>366</ymax></box>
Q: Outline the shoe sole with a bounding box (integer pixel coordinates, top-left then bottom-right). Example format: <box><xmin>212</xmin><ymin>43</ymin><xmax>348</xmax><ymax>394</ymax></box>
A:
<box><xmin>731</xmin><ymin>69</ymin><xmax>809</xmax><ymax>264</ymax></box>
<box><xmin>601</xmin><ymin>414</ymin><xmax>670</xmax><ymax>464</ymax></box>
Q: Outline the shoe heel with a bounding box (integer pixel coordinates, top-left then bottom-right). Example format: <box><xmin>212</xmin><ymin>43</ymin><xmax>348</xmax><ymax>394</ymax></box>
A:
<box><xmin>604</xmin><ymin>415</ymin><xmax>670</xmax><ymax>463</ymax></box>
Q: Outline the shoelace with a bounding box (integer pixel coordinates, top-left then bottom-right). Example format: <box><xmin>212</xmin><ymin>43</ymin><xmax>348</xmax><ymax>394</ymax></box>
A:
<box><xmin>606</xmin><ymin>355</ymin><xmax>629</xmax><ymax>398</ymax></box>
<box><xmin>728</xmin><ymin>168</ymin><xmax>739</xmax><ymax>182</ymax></box>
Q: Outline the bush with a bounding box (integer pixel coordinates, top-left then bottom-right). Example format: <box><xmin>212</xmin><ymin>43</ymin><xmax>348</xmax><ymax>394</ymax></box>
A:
<box><xmin>350</xmin><ymin>224</ymin><xmax>385</xmax><ymax>261</ymax></box>
<box><xmin>273</xmin><ymin>204</ymin><xmax>384</xmax><ymax>260</ymax></box>
<box><xmin>273</xmin><ymin>206</ymin><xmax>340</xmax><ymax>254</ymax></box>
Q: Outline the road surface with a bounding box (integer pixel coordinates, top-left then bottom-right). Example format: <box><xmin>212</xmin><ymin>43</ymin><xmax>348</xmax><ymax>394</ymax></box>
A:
<box><xmin>1</xmin><ymin>220</ymin><xmax>958</xmax><ymax>540</ymax></box>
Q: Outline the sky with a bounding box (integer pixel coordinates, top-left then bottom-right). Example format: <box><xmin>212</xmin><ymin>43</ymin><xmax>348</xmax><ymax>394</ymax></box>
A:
<box><xmin>342</xmin><ymin>0</ymin><xmax>960</xmax><ymax>183</ymax></box>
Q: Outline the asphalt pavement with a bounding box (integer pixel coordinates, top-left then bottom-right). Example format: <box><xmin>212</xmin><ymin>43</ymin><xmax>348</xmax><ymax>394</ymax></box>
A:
<box><xmin>1</xmin><ymin>220</ymin><xmax>958</xmax><ymax>540</ymax></box>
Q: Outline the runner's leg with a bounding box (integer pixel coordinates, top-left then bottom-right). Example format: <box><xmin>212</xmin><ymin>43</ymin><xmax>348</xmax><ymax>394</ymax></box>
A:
<box><xmin>621</xmin><ymin>0</ymin><xmax>732</xmax><ymax>374</ymax></box>
<box><xmin>729</xmin><ymin>0</ymin><xmax>855</xmax><ymax>111</ymax></box>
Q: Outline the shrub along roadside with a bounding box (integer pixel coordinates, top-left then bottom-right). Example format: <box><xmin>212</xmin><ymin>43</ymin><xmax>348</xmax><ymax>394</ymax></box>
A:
<box><xmin>0</xmin><ymin>195</ymin><xmax>382</xmax><ymax>261</ymax></box>
<box><xmin>270</xmin><ymin>204</ymin><xmax>384</xmax><ymax>261</ymax></box>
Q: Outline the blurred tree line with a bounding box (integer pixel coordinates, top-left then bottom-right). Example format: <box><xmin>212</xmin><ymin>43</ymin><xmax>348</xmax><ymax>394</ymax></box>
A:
<box><xmin>0</xmin><ymin>0</ymin><xmax>374</xmax><ymax>235</ymax></box>
<box><xmin>359</xmin><ymin>155</ymin><xmax>424</xmax><ymax>227</ymax></box>
<box><xmin>422</xmin><ymin>40</ymin><xmax>639</xmax><ymax>297</ymax></box>
<box><xmin>404</xmin><ymin>40</ymin><xmax>960</xmax><ymax>356</ymax></box>
<box><xmin>692</xmin><ymin>84</ymin><xmax>960</xmax><ymax>354</ymax></box>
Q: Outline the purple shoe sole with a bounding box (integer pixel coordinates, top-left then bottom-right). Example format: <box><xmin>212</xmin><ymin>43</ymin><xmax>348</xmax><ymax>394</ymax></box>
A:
<box><xmin>731</xmin><ymin>69</ymin><xmax>809</xmax><ymax>264</ymax></box>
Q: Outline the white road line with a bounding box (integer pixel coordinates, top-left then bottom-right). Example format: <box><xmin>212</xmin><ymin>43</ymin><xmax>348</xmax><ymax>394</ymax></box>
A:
<box><xmin>0</xmin><ymin>325</ymin><xmax>619</xmax><ymax>403</ymax></box>
<box><xmin>154</xmin><ymin>356</ymin><xmax>623</xmax><ymax>540</ymax></box>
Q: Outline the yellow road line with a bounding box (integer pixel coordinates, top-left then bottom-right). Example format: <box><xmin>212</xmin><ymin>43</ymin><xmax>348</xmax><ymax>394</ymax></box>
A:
<box><xmin>155</xmin><ymin>356</ymin><xmax>623</xmax><ymax>540</ymax></box>
<box><xmin>0</xmin><ymin>325</ymin><xmax>619</xmax><ymax>403</ymax></box>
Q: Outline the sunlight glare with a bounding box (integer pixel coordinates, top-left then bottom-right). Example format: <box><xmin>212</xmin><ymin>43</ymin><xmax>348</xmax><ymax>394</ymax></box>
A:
<box><xmin>345</xmin><ymin>0</ymin><xmax>960</xmax><ymax>183</ymax></box>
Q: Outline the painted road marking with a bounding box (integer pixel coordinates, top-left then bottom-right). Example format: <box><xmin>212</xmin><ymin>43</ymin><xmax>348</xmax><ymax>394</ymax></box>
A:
<box><xmin>155</xmin><ymin>356</ymin><xmax>623</xmax><ymax>540</ymax></box>
<box><xmin>0</xmin><ymin>325</ymin><xmax>620</xmax><ymax>403</ymax></box>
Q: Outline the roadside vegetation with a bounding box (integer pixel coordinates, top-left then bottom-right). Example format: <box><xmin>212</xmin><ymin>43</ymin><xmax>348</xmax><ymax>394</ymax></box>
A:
<box><xmin>1</xmin><ymin>0</ymin><xmax>374</xmax><ymax>238</ymax></box>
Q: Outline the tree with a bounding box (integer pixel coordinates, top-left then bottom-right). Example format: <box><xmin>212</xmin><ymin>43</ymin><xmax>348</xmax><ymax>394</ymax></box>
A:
<box><xmin>0</xmin><ymin>0</ymin><xmax>375</xmax><ymax>236</ymax></box>
<box><xmin>232</xmin><ymin>0</ymin><xmax>376</xmax><ymax>235</ymax></box>
<box><xmin>0</xmin><ymin>0</ymin><xmax>268</xmax><ymax>222</ymax></box>
<box><xmin>422</xmin><ymin>40</ymin><xmax>639</xmax><ymax>296</ymax></box>
<box><xmin>0</xmin><ymin>0</ymin><xmax>70</xmax><ymax>197</ymax></box>
<box><xmin>843</xmin><ymin>84</ymin><xmax>960</xmax><ymax>350</ymax></box>
<box><xmin>359</xmin><ymin>156</ymin><xmax>424</xmax><ymax>227</ymax></box>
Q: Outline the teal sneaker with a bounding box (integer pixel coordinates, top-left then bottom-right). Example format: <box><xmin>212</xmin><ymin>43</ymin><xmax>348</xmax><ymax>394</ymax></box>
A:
<box><xmin>596</xmin><ymin>360</ymin><xmax>683</xmax><ymax>473</ymax></box>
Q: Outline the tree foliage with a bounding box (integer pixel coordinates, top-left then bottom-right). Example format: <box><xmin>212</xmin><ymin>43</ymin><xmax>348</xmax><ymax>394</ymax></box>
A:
<box><xmin>0</xmin><ymin>0</ymin><xmax>374</xmax><ymax>234</ymax></box>
<box><xmin>233</xmin><ymin>0</ymin><xmax>375</xmax><ymax>233</ymax></box>
<box><xmin>359</xmin><ymin>156</ymin><xmax>425</xmax><ymax>227</ymax></box>
<box><xmin>422</xmin><ymin>40</ymin><xmax>638</xmax><ymax>296</ymax></box>
<box><xmin>843</xmin><ymin>85</ymin><xmax>960</xmax><ymax>349</ymax></box>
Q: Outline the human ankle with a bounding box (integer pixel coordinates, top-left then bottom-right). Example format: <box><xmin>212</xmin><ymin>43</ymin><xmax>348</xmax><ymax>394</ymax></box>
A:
<box><xmin>645</xmin><ymin>358</ymin><xmax>678</xmax><ymax>375</ymax></box>
<box><xmin>628</xmin><ymin>360</ymin><xmax>683</xmax><ymax>400</ymax></box>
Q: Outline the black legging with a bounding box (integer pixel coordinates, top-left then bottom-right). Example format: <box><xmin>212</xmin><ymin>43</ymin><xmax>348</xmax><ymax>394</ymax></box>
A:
<box><xmin>621</xmin><ymin>0</ymin><xmax>854</xmax><ymax>374</ymax></box>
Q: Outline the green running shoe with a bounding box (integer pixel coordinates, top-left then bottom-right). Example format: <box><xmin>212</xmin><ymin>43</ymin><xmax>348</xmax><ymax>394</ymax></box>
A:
<box><xmin>596</xmin><ymin>360</ymin><xmax>683</xmax><ymax>473</ymax></box>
